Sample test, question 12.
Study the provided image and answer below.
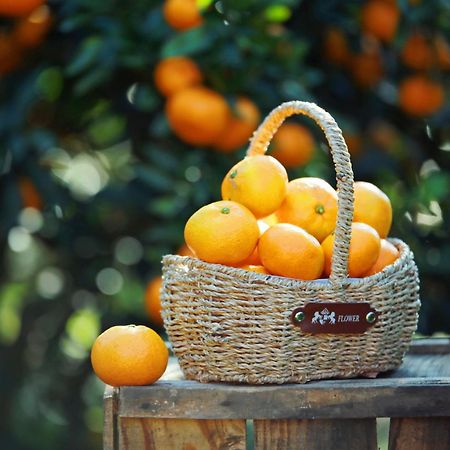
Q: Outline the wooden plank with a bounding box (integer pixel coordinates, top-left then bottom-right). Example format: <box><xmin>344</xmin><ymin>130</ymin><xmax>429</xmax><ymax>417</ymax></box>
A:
<box><xmin>388</xmin><ymin>417</ymin><xmax>450</xmax><ymax>450</ymax></box>
<box><xmin>103</xmin><ymin>385</ymin><xmax>118</xmax><ymax>450</ymax></box>
<box><xmin>118</xmin><ymin>375</ymin><xmax>450</xmax><ymax>420</ymax></box>
<box><xmin>254</xmin><ymin>418</ymin><xmax>377</xmax><ymax>450</ymax></box>
<box><xmin>409</xmin><ymin>338</ymin><xmax>450</xmax><ymax>355</ymax></box>
<box><xmin>118</xmin><ymin>418</ymin><xmax>246</xmax><ymax>450</ymax></box>
<box><xmin>388</xmin><ymin>354</ymin><xmax>450</xmax><ymax>378</ymax></box>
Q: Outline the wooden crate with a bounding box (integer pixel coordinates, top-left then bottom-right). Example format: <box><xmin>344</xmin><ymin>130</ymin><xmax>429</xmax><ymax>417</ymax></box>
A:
<box><xmin>104</xmin><ymin>338</ymin><xmax>450</xmax><ymax>450</ymax></box>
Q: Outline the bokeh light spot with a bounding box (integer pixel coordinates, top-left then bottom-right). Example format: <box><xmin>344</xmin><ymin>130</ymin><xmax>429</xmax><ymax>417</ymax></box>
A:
<box><xmin>114</xmin><ymin>236</ymin><xmax>143</xmax><ymax>265</ymax></box>
<box><xmin>8</xmin><ymin>227</ymin><xmax>32</xmax><ymax>252</ymax></box>
<box><xmin>96</xmin><ymin>268</ymin><xmax>123</xmax><ymax>295</ymax></box>
<box><xmin>19</xmin><ymin>208</ymin><xmax>44</xmax><ymax>233</ymax></box>
<box><xmin>36</xmin><ymin>268</ymin><xmax>65</xmax><ymax>299</ymax></box>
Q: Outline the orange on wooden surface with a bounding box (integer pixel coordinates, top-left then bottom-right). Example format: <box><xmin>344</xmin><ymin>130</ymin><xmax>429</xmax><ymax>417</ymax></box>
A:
<box><xmin>258</xmin><ymin>223</ymin><xmax>324</xmax><ymax>280</ymax></box>
<box><xmin>184</xmin><ymin>200</ymin><xmax>259</xmax><ymax>265</ymax></box>
<box><xmin>323</xmin><ymin>27</ymin><xmax>351</xmax><ymax>66</ymax></box>
<box><xmin>18</xmin><ymin>176</ymin><xmax>42</xmax><ymax>209</ymax></box>
<box><xmin>399</xmin><ymin>76</ymin><xmax>444</xmax><ymax>117</ymax></box>
<box><xmin>361</xmin><ymin>0</ymin><xmax>399</xmax><ymax>43</ymax></box>
<box><xmin>91</xmin><ymin>325</ymin><xmax>168</xmax><ymax>387</ymax></box>
<box><xmin>0</xmin><ymin>34</ymin><xmax>22</xmax><ymax>74</ymax></box>
<box><xmin>364</xmin><ymin>239</ymin><xmax>399</xmax><ymax>276</ymax></box>
<box><xmin>221</xmin><ymin>155</ymin><xmax>288</xmax><ymax>218</ymax></box>
<box><xmin>401</xmin><ymin>32</ymin><xmax>433</xmax><ymax>70</ymax></box>
<box><xmin>213</xmin><ymin>97</ymin><xmax>260</xmax><ymax>153</ymax></box>
<box><xmin>353</xmin><ymin>181</ymin><xmax>392</xmax><ymax>238</ymax></box>
<box><xmin>12</xmin><ymin>5</ymin><xmax>52</xmax><ymax>48</ymax></box>
<box><xmin>239</xmin><ymin>220</ymin><xmax>269</xmax><ymax>265</ymax></box>
<box><xmin>163</xmin><ymin>0</ymin><xmax>202</xmax><ymax>31</ymax></box>
<box><xmin>177</xmin><ymin>242</ymin><xmax>195</xmax><ymax>257</ymax></box>
<box><xmin>166</xmin><ymin>86</ymin><xmax>230</xmax><ymax>146</ymax></box>
<box><xmin>276</xmin><ymin>177</ymin><xmax>337</xmax><ymax>243</ymax></box>
<box><xmin>154</xmin><ymin>57</ymin><xmax>203</xmax><ymax>97</ymax></box>
<box><xmin>145</xmin><ymin>277</ymin><xmax>163</xmax><ymax>328</ymax></box>
<box><xmin>239</xmin><ymin>264</ymin><xmax>269</xmax><ymax>274</ymax></box>
<box><xmin>270</xmin><ymin>123</ymin><xmax>315</xmax><ymax>168</ymax></box>
<box><xmin>322</xmin><ymin>222</ymin><xmax>381</xmax><ymax>278</ymax></box>
<box><xmin>0</xmin><ymin>0</ymin><xmax>44</xmax><ymax>17</ymax></box>
<box><xmin>349</xmin><ymin>50</ymin><xmax>383</xmax><ymax>88</ymax></box>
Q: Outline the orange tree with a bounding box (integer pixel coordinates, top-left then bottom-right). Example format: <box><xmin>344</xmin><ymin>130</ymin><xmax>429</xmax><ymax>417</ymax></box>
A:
<box><xmin>0</xmin><ymin>0</ymin><xmax>449</xmax><ymax>448</ymax></box>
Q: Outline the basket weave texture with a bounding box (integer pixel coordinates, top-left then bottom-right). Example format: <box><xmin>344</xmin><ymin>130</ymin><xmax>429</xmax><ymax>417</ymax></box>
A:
<box><xmin>161</xmin><ymin>101</ymin><xmax>421</xmax><ymax>384</ymax></box>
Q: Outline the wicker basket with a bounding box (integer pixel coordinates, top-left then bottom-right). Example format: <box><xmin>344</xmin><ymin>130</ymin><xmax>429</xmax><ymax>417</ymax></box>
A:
<box><xmin>161</xmin><ymin>101</ymin><xmax>421</xmax><ymax>384</ymax></box>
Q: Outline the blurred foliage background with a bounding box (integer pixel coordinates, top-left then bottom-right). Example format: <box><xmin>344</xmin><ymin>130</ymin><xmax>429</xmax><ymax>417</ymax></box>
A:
<box><xmin>0</xmin><ymin>0</ymin><xmax>449</xmax><ymax>448</ymax></box>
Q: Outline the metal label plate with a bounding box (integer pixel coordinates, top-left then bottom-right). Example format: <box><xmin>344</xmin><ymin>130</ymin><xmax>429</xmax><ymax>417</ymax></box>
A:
<box><xmin>291</xmin><ymin>302</ymin><xmax>378</xmax><ymax>334</ymax></box>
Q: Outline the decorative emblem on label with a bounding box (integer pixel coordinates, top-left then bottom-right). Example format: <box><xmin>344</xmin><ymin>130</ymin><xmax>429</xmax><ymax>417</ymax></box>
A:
<box><xmin>291</xmin><ymin>302</ymin><xmax>378</xmax><ymax>334</ymax></box>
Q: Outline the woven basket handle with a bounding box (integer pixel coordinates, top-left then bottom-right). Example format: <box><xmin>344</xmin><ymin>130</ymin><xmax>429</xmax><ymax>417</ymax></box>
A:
<box><xmin>247</xmin><ymin>101</ymin><xmax>354</xmax><ymax>284</ymax></box>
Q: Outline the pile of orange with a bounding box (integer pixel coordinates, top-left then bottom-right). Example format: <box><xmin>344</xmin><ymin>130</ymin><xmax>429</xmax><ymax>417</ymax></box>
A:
<box><xmin>184</xmin><ymin>148</ymin><xmax>400</xmax><ymax>281</ymax></box>
<box><xmin>0</xmin><ymin>0</ymin><xmax>52</xmax><ymax>75</ymax></box>
<box><xmin>154</xmin><ymin>1</ymin><xmax>261</xmax><ymax>153</ymax></box>
<box><xmin>154</xmin><ymin>55</ymin><xmax>260</xmax><ymax>151</ymax></box>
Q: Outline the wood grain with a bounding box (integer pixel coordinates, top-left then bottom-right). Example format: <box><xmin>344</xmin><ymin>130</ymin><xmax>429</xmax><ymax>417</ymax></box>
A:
<box><xmin>388</xmin><ymin>417</ymin><xmax>450</xmax><ymax>450</ymax></box>
<box><xmin>118</xmin><ymin>418</ymin><xmax>246</xmax><ymax>450</ymax></box>
<box><xmin>118</xmin><ymin>373</ymin><xmax>450</xmax><ymax>420</ymax></box>
<box><xmin>103</xmin><ymin>385</ymin><xmax>118</xmax><ymax>450</ymax></box>
<box><xmin>254</xmin><ymin>418</ymin><xmax>377</xmax><ymax>450</ymax></box>
<box><xmin>408</xmin><ymin>339</ymin><xmax>450</xmax><ymax>355</ymax></box>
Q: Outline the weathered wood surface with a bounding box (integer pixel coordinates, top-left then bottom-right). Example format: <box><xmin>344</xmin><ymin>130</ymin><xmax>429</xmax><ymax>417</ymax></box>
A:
<box><xmin>388</xmin><ymin>417</ymin><xmax>450</xmax><ymax>450</ymax></box>
<box><xmin>408</xmin><ymin>338</ymin><xmax>450</xmax><ymax>355</ymax></box>
<box><xmin>118</xmin><ymin>418</ymin><xmax>246</xmax><ymax>450</ymax></box>
<box><xmin>254</xmin><ymin>418</ymin><xmax>377</xmax><ymax>450</ymax></box>
<box><xmin>103</xmin><ymin>385</ymin><xmax>118</xmax><ymax>450</ymax></box>
<box><xmin>118</xmin><ymin>375</ymin><xmax>450</xmax><ymax>419</ymax></box>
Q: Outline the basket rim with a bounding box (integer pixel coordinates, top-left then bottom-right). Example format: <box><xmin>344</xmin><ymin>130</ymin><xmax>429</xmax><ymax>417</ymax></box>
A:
<box><xmin>162</xmin><ymin>237</ymin><xmax>415</xmax><ymax>290</ymax></box>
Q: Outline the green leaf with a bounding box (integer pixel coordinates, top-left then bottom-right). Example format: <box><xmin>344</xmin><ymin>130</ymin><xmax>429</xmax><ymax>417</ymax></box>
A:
<box><xmin>264</xmin><ymin>5</ymin><xmax>292</xmax><ymax>22</ymax></box>
<box><xmin>37</xmin><ymin>68</ymin><xmax>64</xmax><ymax>102</ymax></box>
<box><xmin>88</xmin><ymin>115</ymin><xmax>126</xmax><ymax>147</ymax></box>
<box><xmin>161</xmin><ymin>27</ymin><xmax>213</xmax><ymax>57</ymax></box>
<box><xmin>66</xmin><ymin>309</ymin><xmax>100</xmax><ymax>350</ymax></box>
<box><xmin>66</xmin><ymin>36</ymin><xmax>103</xmax><ymax>76</ymax></box>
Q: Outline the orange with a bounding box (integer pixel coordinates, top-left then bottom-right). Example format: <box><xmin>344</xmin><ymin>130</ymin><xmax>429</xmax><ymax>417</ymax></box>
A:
<box><xmin>260</xmin><ymin>213</ymin><xmax>278</xmax><ymax>226</ymax></box>
<box><xmin>353</xmin><ymin>181</ymin><xmax>392</xmax><ymax>238</ymax></box>
<box><xmin>0</xmin><ymin>0</ymin><xmax>44</xmax><ymax>17</ymax></box>
<box><xmin>239</xmin><ymin>220</ymin><xmax>269</xmax><ymax>265</ymax></box>
<box><xmin>401</xmin><ymin>32</ymin><xmax>433</xmax><ymax>70</ymax></box>
<box><xmin>349</xmin><ymin>50</ymin><xmax>383</xmax><ymax>88</ymax></box>
<box><xmin>270</xmin><ymin>123</ymin><xmax>315</xmax><ymax>168</ymax></box>
<box><xmin>0</xmin><ymin>34</ymin><xmax>22</xmax><ymax>75</ymax></box>
<box><xmin>221</xmin><ymin>155</ymin><xmax>288</xmax><ymax>218</ymax></box>
<box><xmin>166</xmin><ymin>86</ymin><xmax>230</xmax><ymax>146</ymax></box>
<box><xmin>276</xmin><ymin>177</ymin><xmax>338</xmax><ymax>243</ymax></box>
<box><xmin>364</xmin><ymin>239</ymin><xmax>399</xmax><ymax>276</ymax></box>
<box><xmin>184</xmin><ymin>200</ymin><xmax>259</xmax><ymax>265</ymax></box>
<box><xmin>239</xmin><ymin>265</ymin><xmax>269</xmax><ymax>274</ymax></box>
<box><xmin>258</xmin><ymin>223</ymin><xmax>324</xmax><ymax>280</ymax></box>
<box><xmin>343</xmin><ymin>132</ymin><xmax>363</xmax><ymax>157</ymax></box>
<box><xmin>213</xmin><ymin>97</ymin><xmax>260</xmax><ymax>153</ymax></box>
<box><xmin>177</xmin><ymin>242</ymin><xmax>195</xmax><ymax>257</ymax></box>
<box><xmin>91</xmin><ymin>325</ymin><xmax>168</xmax><ymax>386</ymax></box>
<box><xmin>435</xmin><ymin>35</ymin><xmax>450</xmax><ymax>70</ymax></box>
<box><xmin>18</xmin><ymin>176</ymin><xmax>42</xmax><ymax>209</ymax></box>
<box><xmin>361</xmin><ymin>0</ymin><xmax>399</xmax><ymax>43</ymax></box>
<box><xmin>323</xmin><ymin>27</ymin><xmax>351</xmax><ymax>66</ymax></box>
<box><xmin>145</xmin><ymin>277</ymin><xmax>164</xmax><ymax>328</ymax></box>
<box><xmin>398</xmin><ymin>75</ymin><xmax>444</xmax><ymax>117</ymax></box>
<box><xmin>12</xmin><ymin>5</ymin><xmax>52</xmax><ymax>48</ymax></box>
<box><xmin>163</xmin><ymin>0</ymin><xmax>202</xmax><ymax>31</ymax></box>
<box><xmin>154</xmin><ymin>57</ymin><xmax>203</xmax><ymax>97</ymax></box>
<box><xmin>321</xmin><ymin>222</ymin><xmax>381</xmax><ymax>278</ymax></box>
